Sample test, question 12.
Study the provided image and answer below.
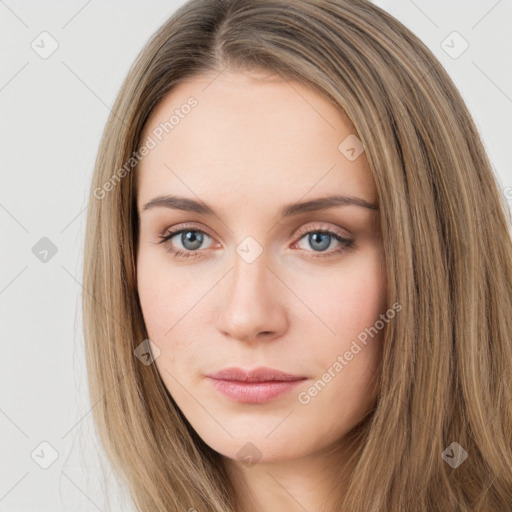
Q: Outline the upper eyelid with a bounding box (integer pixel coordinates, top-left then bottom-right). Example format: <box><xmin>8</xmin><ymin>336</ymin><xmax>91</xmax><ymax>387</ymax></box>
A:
<box><xmin>293</xmin><ymin>223</ymin><xmax>350</xmax><ymax>239</ymax></box>
<box><xmin>161</xmin><ymin>223</ymin><xmax>216</xmax><ymax>241</ymax></box>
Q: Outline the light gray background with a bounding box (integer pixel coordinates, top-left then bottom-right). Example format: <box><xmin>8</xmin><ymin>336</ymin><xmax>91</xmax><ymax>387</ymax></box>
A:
<box><xmin>1</xmin><ymin>1</ymin><xmax>511</xmax><ymax>511</ymax></box>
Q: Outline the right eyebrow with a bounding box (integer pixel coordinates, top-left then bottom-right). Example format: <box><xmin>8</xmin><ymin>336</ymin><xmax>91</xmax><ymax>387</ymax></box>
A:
<box><xmin>142</xmin><ymin>195</ymin><xmax>214</xmax><ymax>215</ymax></box>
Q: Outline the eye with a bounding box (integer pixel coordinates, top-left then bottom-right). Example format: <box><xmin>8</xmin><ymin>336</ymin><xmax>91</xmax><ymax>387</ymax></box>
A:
<box><xmin>157</xmin><ymin>225</ymin><xmax>215</xmax><ymax>259</ymax></box>
<box><xmin>292</xmin><ymin>227</ymin><xmax>355</xmax><ymax>259</ymax></box>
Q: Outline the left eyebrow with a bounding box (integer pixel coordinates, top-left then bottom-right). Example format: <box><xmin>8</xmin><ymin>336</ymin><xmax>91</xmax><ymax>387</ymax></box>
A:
<box><xmin>280</xmin><ymin>194</ymin><xmax>379</xmax><ymax>217</ymax></box>
<box><xmin>141</xmin><ymin>193</ymin><xmax>379</xmax><ymax>217</ymax></box>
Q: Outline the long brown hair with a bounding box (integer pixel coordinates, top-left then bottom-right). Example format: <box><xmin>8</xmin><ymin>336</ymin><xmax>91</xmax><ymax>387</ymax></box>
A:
<box><xmin>82</xmin><ymin>0</ymin><xmax>512</xmax><ymax>510</ymax></box>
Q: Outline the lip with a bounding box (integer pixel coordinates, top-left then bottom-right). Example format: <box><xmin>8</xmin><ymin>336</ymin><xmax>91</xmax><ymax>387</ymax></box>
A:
<box><xmin>205</xmin><ymin>366</ymin><xmax>308</xmax><ymax>404</ymax></box>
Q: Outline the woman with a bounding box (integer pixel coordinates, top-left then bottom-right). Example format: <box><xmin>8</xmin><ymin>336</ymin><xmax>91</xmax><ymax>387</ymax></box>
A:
<box><xmin>82</xmin><ymin>0</ymin><xmax>512</xmax><ymax>510</ymax></box>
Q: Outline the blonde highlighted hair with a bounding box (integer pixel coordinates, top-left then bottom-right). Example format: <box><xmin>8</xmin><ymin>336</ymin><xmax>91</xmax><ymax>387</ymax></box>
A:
<box><xmin>82</xmin><ymin>0</ymin><xmax>512</xmax><ymax>510</ymax></box>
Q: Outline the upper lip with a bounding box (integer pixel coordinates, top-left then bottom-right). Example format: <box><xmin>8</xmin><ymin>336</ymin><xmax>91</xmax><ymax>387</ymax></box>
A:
<box><xmin>206</xmin><ymin>366</ymin><xmax>307</xmax><ymax>382</ymax></box>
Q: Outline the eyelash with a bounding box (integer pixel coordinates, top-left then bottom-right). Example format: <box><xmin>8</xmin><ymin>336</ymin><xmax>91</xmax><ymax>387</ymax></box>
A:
<box><xmin>156</xmin><ymin>223</ymin><xmax>355</xmax><ymax>260</ymax></box>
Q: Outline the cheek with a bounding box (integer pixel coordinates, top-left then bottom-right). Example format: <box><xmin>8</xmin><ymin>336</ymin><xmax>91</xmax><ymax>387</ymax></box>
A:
<box><xmin>137</xmin><ymin>247</ymin><xmax>190</xmax><ymax>333</ymax></box>
<box><xmin>136</xmin><ymin>253</ymin><xmax>211</xmax><ymax>373</ymax></box>
<box><xmin>137</xmin><ymin>272</ymin><xmax>169</xmax><ymax>340</ymax></box>
<box><xmin>328</xmin><ymin>251</ymin><xmax>387</xmax><ymax>398</ymax></box>
<box><xmin>301</xmin><ymin>248</ymin><xmax>387</xmax><ymax>342</ymax></box>
<box><xmin>341</xmin><ymin>263</ymin><xmax>387</xmax><ymax>336</ymax></box>
<box><xmin>137</xmin><ymin>271</ymin><xmax>188</xmax><ymax>382</ymax></box>
<box><xmin>137</xmin><ymin>251</ymin><xmax>180</xmax><ymax>347</ymax></box>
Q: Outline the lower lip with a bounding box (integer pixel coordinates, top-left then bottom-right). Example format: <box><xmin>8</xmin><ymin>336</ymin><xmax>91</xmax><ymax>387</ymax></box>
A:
<box><xmin>207</xmin><ymin>378</ymin><xmax>305</xmax><ymax>404</ymax></box>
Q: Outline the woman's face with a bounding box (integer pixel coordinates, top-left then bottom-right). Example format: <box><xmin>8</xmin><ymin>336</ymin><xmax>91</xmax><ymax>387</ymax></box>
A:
<box><xmin>136</xmin><ymin>69</ymin><xmax>387</xmax><ymax>464</ymax></box>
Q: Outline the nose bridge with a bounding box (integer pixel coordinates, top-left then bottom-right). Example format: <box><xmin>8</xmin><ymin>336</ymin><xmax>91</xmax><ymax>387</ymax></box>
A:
<box><xmin>227</xmin><ymin>229</ymin><xmax>273</xmax><ymax>300</ymax></box>
<box><xmin>215</xmin><ymin>243</ymin><xmax>288</xmax><ymax>342</ymax></box>
<box><xmin>230</xmin><ymin>246</ymin><xmax>269</xmax><ymax>300</ymax></box>
<box><xmin>227</xmin><ymin>244</ymin><xmax>275</xmax><ymax>314</ymax></box>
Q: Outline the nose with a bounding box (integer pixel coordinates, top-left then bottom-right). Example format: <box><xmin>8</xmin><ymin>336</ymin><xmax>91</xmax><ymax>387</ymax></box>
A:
<box><xmin>214</xmin><ymin>252</ymin><xmax>289</xmax><ymax>344</ymax></box>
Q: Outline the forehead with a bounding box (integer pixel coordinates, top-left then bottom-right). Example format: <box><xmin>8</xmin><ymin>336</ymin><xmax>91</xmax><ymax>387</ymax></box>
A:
<box><xmin>137</xmin><ymin>69</ymin><xmax>377</xmax><ymax>210</ymax></box>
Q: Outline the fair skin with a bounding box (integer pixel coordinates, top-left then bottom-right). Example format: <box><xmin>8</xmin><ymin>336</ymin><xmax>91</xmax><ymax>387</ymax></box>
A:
<box><xmin>136</xmin><ymin>68</ymin><xmax>387</xmax><ymax>512</ymax></box>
